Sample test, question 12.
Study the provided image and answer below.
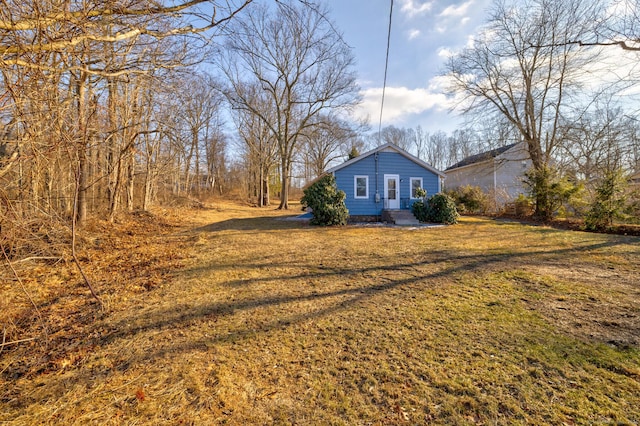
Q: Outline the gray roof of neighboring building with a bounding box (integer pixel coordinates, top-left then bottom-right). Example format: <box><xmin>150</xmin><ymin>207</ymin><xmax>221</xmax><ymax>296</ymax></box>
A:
<box><xmin>446</xmin><ymin>143</ymin><xmax>518</xmax><ymax>171</ymax></box>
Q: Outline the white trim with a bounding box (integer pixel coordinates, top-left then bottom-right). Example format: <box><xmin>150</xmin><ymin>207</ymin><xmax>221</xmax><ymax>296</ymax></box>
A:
<box><xmin>384</xmin><ymin>174</ymin><xmax>400</xmax><ymax>209</ymax></box>
<box><xmin>354</xmin><ymin>175</ymin><xmax>369</xmax><ymax>199</ymax></box>
<box><xmin>410</xmin><ymin>177</ymin><xmax>423</xmax><ymax>199</ymax></box>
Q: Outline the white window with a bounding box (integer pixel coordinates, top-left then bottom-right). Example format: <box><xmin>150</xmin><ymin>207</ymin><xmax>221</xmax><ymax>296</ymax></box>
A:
<box><xmin>410</xmin><ymin>177</ymin><xmax>423</xmax><ymax>199</ymax></box>
<box><xmin>354</xmin><ymin>175</ymin><xmax>369</xmax><ymax>199</ymax></box>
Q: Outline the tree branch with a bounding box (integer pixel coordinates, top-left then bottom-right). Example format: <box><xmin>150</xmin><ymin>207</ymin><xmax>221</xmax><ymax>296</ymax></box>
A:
<box><xmin>0</xmin><ymin>0</ymin><xmax>236</xmax><ymax>31</ymax></box>
<box><xmin>530</xmin><ymin>39</ymin><xmax>640</xmax><ymax>51</ymax></box>
<box><xmin>0</xmin><ymin>1</ymin><xmax>254</xmax><ymax>56</ymax></box>
<box><xmin>0</xmin><ymin>150</ymin><xmax>19</xmax><ymax>179</ymax></box>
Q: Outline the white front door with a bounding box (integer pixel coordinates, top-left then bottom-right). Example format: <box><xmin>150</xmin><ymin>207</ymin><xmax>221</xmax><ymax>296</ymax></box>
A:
<box><xmin>384</xmin><ymin>174</ymin><xmax>400</xmax><ymax>209</ymax></box>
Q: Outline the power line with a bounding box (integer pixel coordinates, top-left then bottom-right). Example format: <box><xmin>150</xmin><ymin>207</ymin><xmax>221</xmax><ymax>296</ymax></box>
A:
<box><xmin>378</xmin><ymin>0</ymin><xmax>394</xmax><ymax>141</ymax></box>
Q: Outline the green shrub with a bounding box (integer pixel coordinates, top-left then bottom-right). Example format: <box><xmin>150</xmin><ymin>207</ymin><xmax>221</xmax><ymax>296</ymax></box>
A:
<box><xmin>411</xmin><ymin>199</ymin><xmax>428</xmax><ymax>222</ymax></box>
<box><xmin>624</xmin><ymin>188</ymin><xmax>640</xmax><ymax>224</ymax></box>
<box><xmin>514</xmin><ymin>194</ymin><xmax>534</xmax><ymax>217</ymax></box>
<box><xmin>585</xmin><ymin>170</ymin><xmax>627</xmax><ymax>231</ymax></box>
<box><xmin>412</xmin><ymin>193</ymin><xmax>459</xmax><ymax>224</ymax></box>
<box><xmin>427</xmin><ymin>193</ymin><xmax>460</xmax><ymax>224</ymax></box>
<box><xmin>446</xmin><ymin>185</ymin><xmax>489</xmax><ymax>214</ymax></box>
<box><xmin>522</xmin><ymin>166</ymin><xmax>580</xmax><ymax>220</ymax></box>
<box><xmin>301</xmin><ymin>174</ymin><xmax>349</xmax><ymax>226</ymax></box>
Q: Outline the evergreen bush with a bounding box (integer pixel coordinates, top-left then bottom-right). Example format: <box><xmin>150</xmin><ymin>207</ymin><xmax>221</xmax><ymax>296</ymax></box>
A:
<box><xmin>411</xmin><ymin>193</ymin><xmax>459</xmax><ymax>224</ymax></box>
<box><xmin>514</xmin><ymin>193</ymin><xmax>534</xmax><ymax>217</ymax></box>
<box><xmin>411</xmin><ymin>199</ymin><xmax>428</xmax><ymax>222</ymax></box>
<box><xmin>301</xmin><ymin>174</ymin><xmax>349</xmax><ymax>226</ymax></box>
<box><xmin>522</xmin><ymin>166</ymin><xmax>580</xmax><ymax>220</ymax></box>
<box><xmin>585</xmin><ymin>170</ymin><xmax>627</xmax><ymax>231</ymax></box>
<box><xmin>447</xmin><ymin>185</ymin><xmax>489</xmax><ymax>214</ymax></box>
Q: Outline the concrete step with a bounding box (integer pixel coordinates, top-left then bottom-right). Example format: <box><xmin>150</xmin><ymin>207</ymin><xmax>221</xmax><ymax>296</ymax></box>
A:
<box><xmin>383</xmin><ymin>210</ymin><xmax>420</xmax><ymax>225</ymax></box>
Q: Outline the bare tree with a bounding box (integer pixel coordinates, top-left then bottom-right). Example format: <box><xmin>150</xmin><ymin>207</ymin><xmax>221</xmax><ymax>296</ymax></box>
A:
<box><xmin>204</xmin><ymin>126</ymin><xmax>229</xmax><ymax>196</ymax></box>
<box><xmin>412</xmin><ymin>125</ymin><xmax>430</xmax><ymax>162</ymax></box>
<box><xmin>473</xmin><ymin>117</ymin><xmax>522</xmax><ymax>153</ymax></box>
<box><xmin>448</xmin><ymin>129</ymin><xmax>476</xmax><ymax>167</ymax></box>
<box><xmin>171</xmin><ymin>73</ymin><xmax>225</xmax><ymax>196</ymax></box>
<box><xmin>301</xmin><ymin>114</ymin><xmax>357</xmax><ymax>179</ymax></box>
<box><xmin>1</xmin><ymin>0</ymin><xmax>253</xmax><ymax>224</ymax></box>
<box><xmin>559</xmin><ymin>104</ymin><xmax>637</xmax><ymax>183</ymax></box>
<box><xmin>230</xmin><ymin>83</ymin><xmax>279</xmax><ymax>206</ymax></box>
<box><xmin>376</xmin><ymin>125</ymin><xmax>415</xmax><ymax>151</ymax></box>
<box><xmin>560</xmin><ymin>0</ymin><xmax>640</xmax><ymax>52</ymax></box>
<box><xmin>445</xmin><ymin>0</ymin><xmax>603</xmax><ymax>218</ymax></box>
<box><xmin>219</xmin><ymin>0</ymin><xmax>360</xmax><ymax>209</ymax></box>
<box><xmin>427</xmin><ymin>131</ymin><xmax>449</xmax><ymax>171</ymax></box>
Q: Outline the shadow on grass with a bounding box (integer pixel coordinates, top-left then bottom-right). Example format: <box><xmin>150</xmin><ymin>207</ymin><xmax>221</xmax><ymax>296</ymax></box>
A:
<box><xmin>183</xmin><ymin>238</ymin><xmax>627</xmax><ymax>289</ymax></box>
<box><xmin>88</xmin><ymin>238</ymin><xmax>633</xmax><ymax>362</ymax></box>
<box><xmin>191</xmin><ymin>215</ymin><xmax>306</xmax><ymax>233</ymax></box>
<box><xmin>6</xmin><ymin>216</ymin><xmax>638</xmax><ymax>415</ymax></box>
<box><xmin>91</xmin><ymin>213</ymin><xmax>635</xmax><ymax>356</ymax></box>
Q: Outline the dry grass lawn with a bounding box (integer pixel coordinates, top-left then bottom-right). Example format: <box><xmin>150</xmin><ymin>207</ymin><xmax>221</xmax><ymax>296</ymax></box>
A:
<box><xmin>1</xmin><ymin>201</ymin><xmax>639</xmax><ymax>425</ymax></box>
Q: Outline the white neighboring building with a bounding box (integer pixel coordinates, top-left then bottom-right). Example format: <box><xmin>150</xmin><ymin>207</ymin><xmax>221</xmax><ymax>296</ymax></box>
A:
<box><xmin>444</xmin><ymin>142</ymin><xmax>532</xmax><ymax>207</ymax></box>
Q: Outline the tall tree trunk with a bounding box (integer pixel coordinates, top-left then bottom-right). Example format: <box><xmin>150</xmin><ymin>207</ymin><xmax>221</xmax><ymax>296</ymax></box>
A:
<box><xmin>142</xmin><ymin>135</ymin><xmax>158</xmax><ymax>211</ymax></box>
<box><xmin>107</xmin><ymin>79</ymin><xmax>120</xmax><ymax>220</ymax></box>
<box><xmin>262</xmin><ymin>174</ymin><xmax>270</xmax><ymax>206</ymax></box>
<box><xmin>126</xmin><ymin>152</ymin><xmax>135</xmax><ymax>211</ymax></box>
<box><xmin>76</xmin><ymin>72</ymin><xmax>88</xmax><ymax>224</ymax></box>
<box><xmin>258</xmin><ymin>160</ymin><xmax>264</xmax><ymax>207</ymax></box>
<box><xmin>278</xmin><ymin>155</ymin><xmax>290</xmax><ymax>210</ymax></box>
<box><xmin>194</xmin><ymin>133</ymin><xmax>201</xmax><ymax>197</ymax></box>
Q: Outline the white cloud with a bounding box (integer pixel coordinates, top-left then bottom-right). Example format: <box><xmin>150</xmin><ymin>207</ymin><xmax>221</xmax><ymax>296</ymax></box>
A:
<box><xmin>433</xmin><ymin>1</ymin><xmax>475</xmax><ymax>34</ymax></box>
<box><xmin>408</xmin><ymin>29</ymin><xmax>421</xmax><ymax>40</ymax></box>
<box><xmin>437</xmin><ymin>47</ymin><xmax>455</xmax><ymax>58</ymax></box>
<box><xmin>576</xmin><ymin>46</ymin><xmax>640</xmax><ymax>97</ymax></box>
<box><xmin>398</xmin><ymin>0</ymin><xmax>434</xmax><ymax>18</ymax></box>
<box><xmin>355</xmin><ymin>86</ymin><xmax>453</xmax><ymax>125</ymax></box>
<box><xmin>435</xmin><ymin>24</ymin><xmax>448</xmax><ymax>34</ymax></box>
<box><xmin>439</xmin><ymin>1</ymin><xmax>474</xmax><ymax>18</ymax></box>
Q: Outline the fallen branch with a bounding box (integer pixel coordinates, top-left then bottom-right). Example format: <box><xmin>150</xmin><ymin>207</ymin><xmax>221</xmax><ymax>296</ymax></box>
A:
<box><xmin>0</xmin><ymin>336</ymin><xmax>37</xmax><ymax>348</ymax></box>
<box><xmin>15</xmin><ymin>256</ymin><xmax>64</xmax><ymax>264</ymax></box>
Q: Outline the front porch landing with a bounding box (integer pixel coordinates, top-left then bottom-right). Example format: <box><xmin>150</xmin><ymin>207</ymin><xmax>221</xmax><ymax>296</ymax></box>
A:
<box><xmin>382</xmin><ymin>209</ymin><xmax>420</xmax><ymax>226</ymax></box>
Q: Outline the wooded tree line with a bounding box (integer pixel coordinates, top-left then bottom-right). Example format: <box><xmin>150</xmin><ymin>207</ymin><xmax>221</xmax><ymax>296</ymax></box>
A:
<box><xmin>0</xmin><ymin>0</ymin><xmax>368</xmax><ymax>262</ymax></box>
<box><xmin>375</xmin><ymin>112</ymin><xmax>640</xmax><ymax>185</ymax></box>
<box><xmin>0</xmin><ymin>0</ymin><xmax>255</xmax><ymax>259</ymax></box>
<box><xmin>2</xmin><ymin>0</ymin><xmax>640</xmax><ymax>261</ymax></box>
<box><xmin>372</xmin><ymin>121</ymin><xmax>521</xmax><ymax>172</ymax></box>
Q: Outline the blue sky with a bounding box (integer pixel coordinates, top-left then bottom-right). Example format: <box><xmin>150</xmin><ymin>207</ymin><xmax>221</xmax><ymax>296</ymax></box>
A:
<box><xmin>327</xmin><ymin>0</ymin><xmax>494</xmax><ymax>134</ymax></box>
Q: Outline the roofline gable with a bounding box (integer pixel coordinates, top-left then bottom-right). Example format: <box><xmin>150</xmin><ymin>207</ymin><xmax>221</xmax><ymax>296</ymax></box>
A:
<box><xmin>326</xmin><ymin>142</ymin><xmax>446</xmax><ymax>177</ymax></box>
<box><xmin>445</xmin><ymin>142</ymin><xmax>525</xmax><ymax>171</ymax></box>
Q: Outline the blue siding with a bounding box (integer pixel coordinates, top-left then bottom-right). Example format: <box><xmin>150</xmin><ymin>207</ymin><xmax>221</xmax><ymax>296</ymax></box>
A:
<box><xmin>334</xmin><ymin>151</ymin><xmax>440</xmax><ymax>216</ymax></box>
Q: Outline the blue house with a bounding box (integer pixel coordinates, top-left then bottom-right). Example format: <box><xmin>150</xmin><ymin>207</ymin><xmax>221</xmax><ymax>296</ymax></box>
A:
<box><xmin>326</xmin><ymin>143</ymin><xmax>445</xmax><ymax>221</ymax></box>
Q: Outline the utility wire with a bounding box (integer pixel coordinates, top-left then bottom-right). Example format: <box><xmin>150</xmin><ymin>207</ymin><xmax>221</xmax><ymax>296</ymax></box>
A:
<box><xmin>378</xmin><ymin>0</ymin><xmax>394</xmax><ymax>141</ymax></box>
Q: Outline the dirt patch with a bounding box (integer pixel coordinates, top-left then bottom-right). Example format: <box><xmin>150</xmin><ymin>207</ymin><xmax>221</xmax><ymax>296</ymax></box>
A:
<box><xmin>542</xmin><ymin>264</ymin><xmax>639</xmax><ymax>348</ymax></box>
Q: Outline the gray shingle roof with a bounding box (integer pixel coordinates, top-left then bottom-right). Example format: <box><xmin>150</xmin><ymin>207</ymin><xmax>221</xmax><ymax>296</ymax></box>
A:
<box><xmin>446</xmin><ymin>143</ymin><xmax>517</xmax><ymax>170</ymax></box>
